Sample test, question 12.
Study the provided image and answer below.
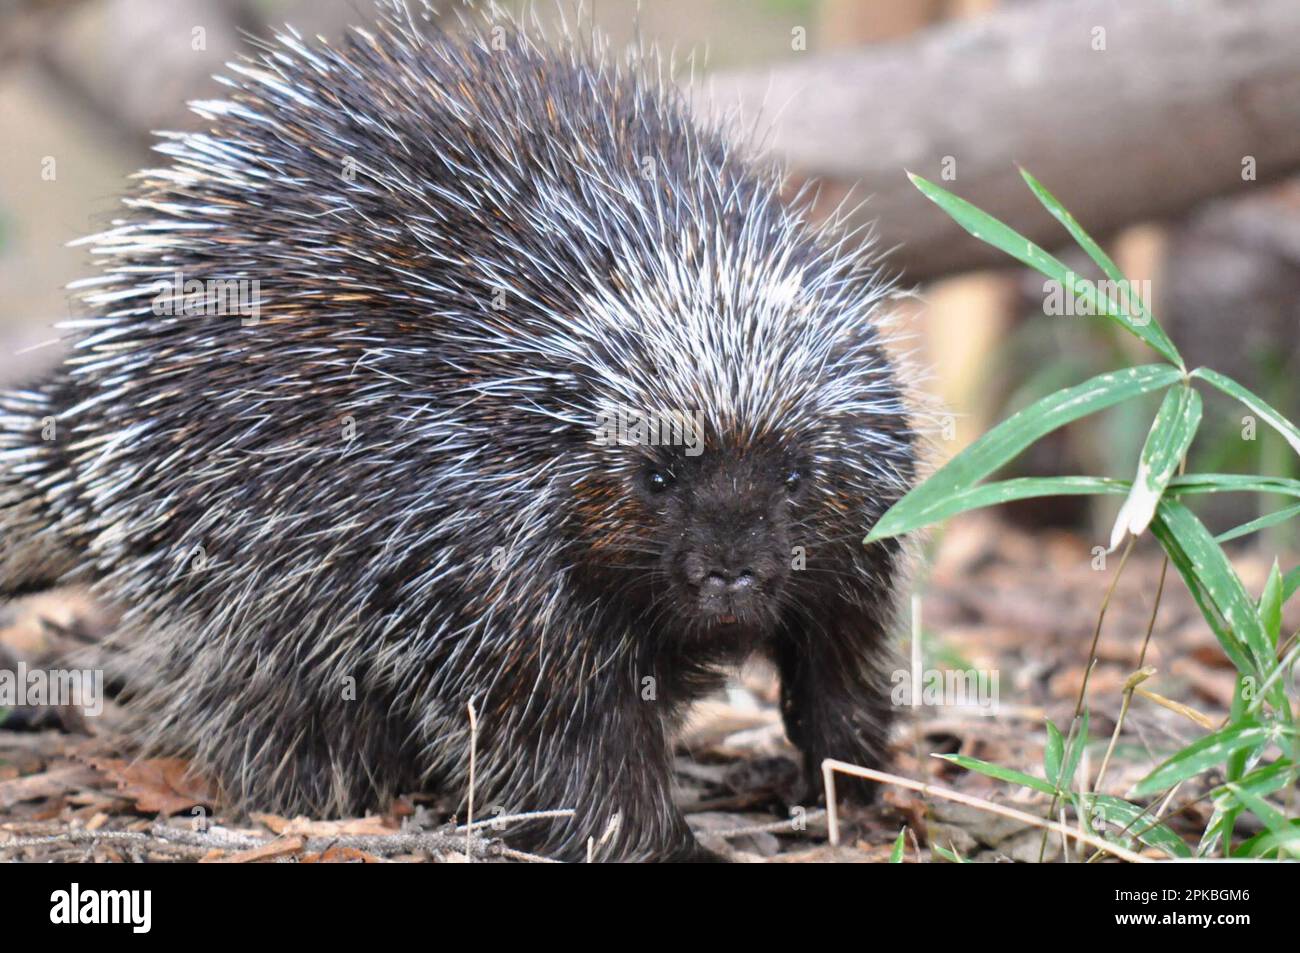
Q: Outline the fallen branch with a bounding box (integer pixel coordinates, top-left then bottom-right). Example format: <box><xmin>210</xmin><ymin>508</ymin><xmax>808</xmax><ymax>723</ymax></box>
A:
<box><xmin>704</xmin><ymin>0</ymin><xmax>1300</xmax><ymax>283</ymax></box>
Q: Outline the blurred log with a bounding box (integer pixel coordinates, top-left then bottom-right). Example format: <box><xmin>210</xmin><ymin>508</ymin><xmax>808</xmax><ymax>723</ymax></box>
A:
<box><xmin>0</xmin><ymin>0</ymin><xmax>85</xmax><ymax>68</ymax></box>
<box><xmin>705</xmin><ymin>0</ymin><xmax>1300</xmax><ymax>283</ymax></box>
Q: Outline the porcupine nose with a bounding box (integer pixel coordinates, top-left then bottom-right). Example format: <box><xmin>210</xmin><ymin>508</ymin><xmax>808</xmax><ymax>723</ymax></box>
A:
<box><xmin>700</xmin><ymin>569</ymin><xmax>757</xmax><ymax>596</ymax></box>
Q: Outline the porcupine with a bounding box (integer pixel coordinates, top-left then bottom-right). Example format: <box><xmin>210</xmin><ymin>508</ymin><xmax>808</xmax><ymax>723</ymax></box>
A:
<box><xmin>0</xmin><ymin>2</ymin><xmax>919</xmax><ymax>861</ymax></box>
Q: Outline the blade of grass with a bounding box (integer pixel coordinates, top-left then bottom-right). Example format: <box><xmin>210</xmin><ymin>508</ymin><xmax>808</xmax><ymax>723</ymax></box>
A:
<box><xmin>1191</xmin><ymin>367</ymin><xmax>1300</xmax><ymax>459</ymax></box>
<box><xmin>1151</xmin><ymin>499</ymin><xmax>1274</xmax><ymax>675</ymax></box>
<box><xmin>875</xmin><ymin>476</ymin><xmax>1130</xmax><ymax>531</ymax></box>
<box><xmin>1060</xmin><ymin>710</ymin><xmax>1089</xmax><ymax>792</ymax></box>
<box><xmin>1234</xmin><ymin>820</ymin><xmax>1300</xmax><ymax>858</ymax></box>
<box><xmin>867</xmin><ymin>365</ymin><xmax>1184</xmax><ymax>542</ymax></box>
<box><xmin>1208</xmin><ymin>760</ymin><xmax>1297</xmax><ymax>814</ymax></box>
<box><xmin>1044</xmin><ymin>720</ymin><xmax>1064</xmax><ymax>788</ymax></box>
<box><xmin>1131</xmin><ymin>723</ymin><xmax>1273</xmax><ymax>798</ymax></box>
<box><xmin>1285</xmin><ymin>566</ymin><xmax>1300</xmax><ymax>603</ymax></box>
<box><xmin>1168</xmin><ymin>474</ymin><xmax>1300</xmax><ymax>498</ymax></box>
<box><xmin>1259</xmin><ymin>561</ymin><xmax>1284</xmax><ymax>648</ymax></box>
<box><xmin>1215</xmin><ymin>504</ymin><xmax>1300</xmax><ymax>545</ymax></box>
<box><xmin>1151</xmin><ymin>509</ymin><xmax>1253</xmax><ymax>674</ymax></box>
<box><xmin>933</xmin><ymin>753</ymin><xmax>1058</xmax><ymax>796</ymax></box>
<box><xmin>1109</xmin><ymin>385</ymin><xmax>1202</xmax><ymax>550</ymax></box>
<box><xmin>889</xmin><ymin>828</ymin><xmax>907</xmax><ymax>863</ymax></box>
<box><xmin>1220</xmin><ymin>676</ymin><xmax>1251</xmax><ymax>854</ymax></box>
<box><xmin>1224</xmin><ymin>781</ymin><xmax>1288</xmax><ymax>834</ymax></box>
<box><xmin>1081</xmin><ymin>794</ymin><xmax>1192</xmax><ymax>859</ymax></box>
<box><xmin>1019</xmin><ymin>168</ymin><xmax>1182</xmax><ymax>369</ymax></box>
<box><xmin>930</xmin><ymin>842</ymin><xmax>969</xmax><ymax>863</ymax></box>
<box><xmin>1201</xmin><ymin>760</ymin><xmax>1296</xmax><ymax>856</ymax></box>
<box><xmin>909</xmin><ymin>172</ymin><xmax>1183</xmax><ymax>366</ymax></box>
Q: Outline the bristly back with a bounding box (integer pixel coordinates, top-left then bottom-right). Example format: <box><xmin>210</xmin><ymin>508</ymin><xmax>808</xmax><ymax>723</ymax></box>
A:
<box><xmin>64</xmin><ymin>0</ymin><xmax>912</xmax><ymax>469</ymax></box>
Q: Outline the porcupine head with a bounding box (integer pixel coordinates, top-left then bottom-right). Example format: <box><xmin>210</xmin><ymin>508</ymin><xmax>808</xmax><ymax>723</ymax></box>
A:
<box><xmin>0</xmin><ymin>1</ymin><xmax>921</xmax><ymax>861</ymax></box>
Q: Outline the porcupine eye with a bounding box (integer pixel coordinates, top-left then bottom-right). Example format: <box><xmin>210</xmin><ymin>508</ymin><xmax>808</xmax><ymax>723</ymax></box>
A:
<box><xmin>646</xmin><ymin>469</ymin><xmax>675</xmax><ymax>494</ymax></box>
<box><xmin>784</xmin><ymin>469</ymin><xmax>803</xmax><ymax>495</ymax></box>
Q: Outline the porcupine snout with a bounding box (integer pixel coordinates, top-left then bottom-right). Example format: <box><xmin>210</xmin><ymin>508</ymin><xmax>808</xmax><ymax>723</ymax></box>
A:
<box><xmin>660</xmin><ymin>448</ymin><xmax>795</xmax><ymax>633</ymax></box>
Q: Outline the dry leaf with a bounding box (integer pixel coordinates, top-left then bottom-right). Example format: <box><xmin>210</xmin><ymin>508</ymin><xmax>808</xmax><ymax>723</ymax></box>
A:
<box><xmin>89</xmin><ymin>757</ymin><xmax>216</xmax><ymax>816</ymax></box>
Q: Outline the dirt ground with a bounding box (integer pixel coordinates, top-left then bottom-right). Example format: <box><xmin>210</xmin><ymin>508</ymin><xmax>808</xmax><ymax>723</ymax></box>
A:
<box><xmin>1</xmin><ymin>512</ymin><xmax>1294</xmax><ymax>862</ymax></box>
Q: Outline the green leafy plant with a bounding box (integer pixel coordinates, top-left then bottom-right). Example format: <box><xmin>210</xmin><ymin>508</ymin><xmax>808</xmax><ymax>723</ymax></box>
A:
<box><xmin>930</xmin><ymin>841</ymin><xmax>970</xmax><ymax>864</ymax></box>
<box><xmin>889</xmin><ymin>828</ymin><xmax>907</xmax><ymax>863</ymax></box>
<box><xmin>871</xmin><ymin>169</ymin><xmax>1300</xmax><ymax>860</ymax></box>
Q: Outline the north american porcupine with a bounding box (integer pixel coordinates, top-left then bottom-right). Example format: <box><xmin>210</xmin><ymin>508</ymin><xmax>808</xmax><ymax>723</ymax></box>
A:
<box><xmin>0</xmin><ymin>2</ymin><xmax>919</xmax><ymax>861</ymax></box>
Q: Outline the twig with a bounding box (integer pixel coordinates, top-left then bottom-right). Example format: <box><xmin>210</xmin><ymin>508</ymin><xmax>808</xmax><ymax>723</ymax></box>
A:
<box><xmin>705</xmin><ymin>810</ymin><xmax>827</xmax><ymax>839</ymax></box>
<box><xmin>822</xmin><ymin>759</ymin><xmax>1150</xmax><ymax>864</ymax></box>
<box><xmin>1094</xmin><ymin>555</ymin><xmax>1171</xmax><ymax>793</ymax></box>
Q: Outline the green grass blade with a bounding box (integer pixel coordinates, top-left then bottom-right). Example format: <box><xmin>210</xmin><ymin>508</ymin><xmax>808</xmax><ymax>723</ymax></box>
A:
<box><xmin>1201</xmin><ymin>759</ymin><xmax>1298</xmax><ymax>855</ymax></box>
<box><xmin>1191</xmin><ymin>367</ymin><xmax>1300</xmax><ymax>459</ymax></box>
<box><xmin>1019</xmin><ymin>169</ymin><xmax>1182</xmax><ymax>369</ymax></box>
<box><xmin>1131</xmin><ymin>723</ymin><xmax>1273</xmax><ymax>798</ymax></box>
<box><xmin>889</xmin><ymin>828</ymin><xmax>907</xmax><ymax>863</ymax></box>
<box><xmin>1110</xmin><ymin>386</ymin><xmax>1202</xmax><ymax>549</ymax></box>
<box><xmin>1169</xmin><ymin>474</ymin><xmax>1300</xmax><ymax>498</ymax></box>
<box><xmin>934</xmin><ymin>753</ymin><xmax>1057</xmax><ymax>796</ymax></box>
<box><xmin>1084</xmin><ymin>794</ymin><xmax>1192</xmax><ymax>859</ymax></box>
<box><xmin>930</xmin><ymin>842</ymin><xmax>970</xmax><ymax>863</ymax></box>
<box><xmin>1221</xmin><ymin>676</ymin><xmax>1252</xmax><ymax>854</ymax></box>
<box><xmin>875</xmin><ymin>477</ymin><xmax>1130</xmax><ymax>533</ymax></box>
<box><xmin>866</xmin><ymin>365</ymin><xmax>1184</xmax><ymax>542</ymax></box>
<box><xmin>1154</xmin><ymin>519</ymin><xmax>1252</xmax><ymax>673</ymax></box>
<box><xmin>1285</xmin><ymin>566</ymin><xmax>1300</xmax><ymax>603</ymax></box>
<box><xmin>1215</xmin><ymin>504</ymin><xmax>1300</xmax><ymax>544</ymax></box>
<box><xmin>1223</xmin><ymin>782</ymin><xmax>1288</xmax><ymax>834</ymax></box>
<box><xmin>1061</xmin><ymin>710</ymin><xmax>1089</xmax><ymax>792</ymax></box>
<box><xmin>909</xmin><ymin>173</ymin><xmax>1183</xmax><ymax>366</ymax></box>
<box><xmin>1151</xmin><ymin>499</ymin><xmax>1274</xmax><ymax>675</ymax></box>
<box><xmin>1259</xmin><ymin>560</ymin><xmax>1284</xmax><ymax>647</ymax></box>
<box><xmin>1044</xmin><ymin>720</ymin><xmax>1064</xmax><ymax>788</ymax></box>
<box><xmin>1235</xmin><ymin>820</ymin><xmax>1300</xmax><ymax>859</ymax></box>
<box><xmin>1212</xmin><ymin>759</ymin><xmax>1297</xmax><ymax>803</ymax></box>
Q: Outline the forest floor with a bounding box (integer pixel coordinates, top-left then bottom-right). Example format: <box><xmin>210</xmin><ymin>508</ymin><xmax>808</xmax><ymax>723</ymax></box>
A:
<box><xmin>1</xmin><ymin>512</ymin><xmax>1294</xmax><ymax>862</ymax></box>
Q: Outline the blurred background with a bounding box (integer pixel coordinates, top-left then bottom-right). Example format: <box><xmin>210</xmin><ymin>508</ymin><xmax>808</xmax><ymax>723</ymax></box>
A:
<box><xmin>1</xmin><ymin>0</ymin><xmax>1297</xmax><ymax>547</ymax></box>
